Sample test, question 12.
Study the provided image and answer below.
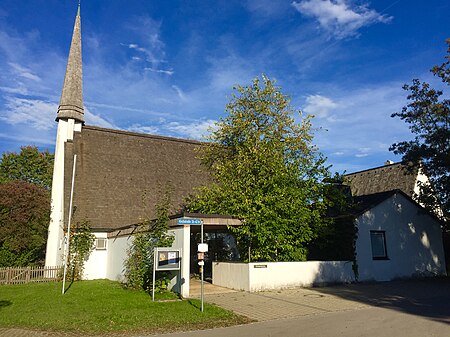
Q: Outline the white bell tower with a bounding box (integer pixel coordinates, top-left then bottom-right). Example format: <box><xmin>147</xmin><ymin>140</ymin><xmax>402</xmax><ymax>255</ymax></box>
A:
<box><xmin>45</xmin><ymin>3</ymin><xmax>84</xmax><ymax>267</ymax></box>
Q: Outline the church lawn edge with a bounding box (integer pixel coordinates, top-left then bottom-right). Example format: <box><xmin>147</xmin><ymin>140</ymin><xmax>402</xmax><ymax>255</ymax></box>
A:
<box><xmin>0</xmin><ymin>279</ymin><xmax>250</xmax><ymax>334</ymax></box>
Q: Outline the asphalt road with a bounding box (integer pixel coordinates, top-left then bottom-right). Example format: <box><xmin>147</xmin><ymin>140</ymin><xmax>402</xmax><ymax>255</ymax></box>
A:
<box><xmin>157</xmin><ymin>305</ymin><xmax>448</xmax><ymax>337</ymax></box>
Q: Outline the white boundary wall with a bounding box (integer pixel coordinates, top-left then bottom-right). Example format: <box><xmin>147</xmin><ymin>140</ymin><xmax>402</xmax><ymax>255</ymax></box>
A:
<box><xmin>213</xmin><ymin>261</ymin><xmax>355</xmax><ymax>292</ymax></box>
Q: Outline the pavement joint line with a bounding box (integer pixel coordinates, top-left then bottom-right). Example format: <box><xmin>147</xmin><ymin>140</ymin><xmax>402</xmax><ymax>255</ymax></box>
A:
<box><xmin>244</xmin><ymin>292</ymin><xmax>333</xmax><ymax>313</ymax></box>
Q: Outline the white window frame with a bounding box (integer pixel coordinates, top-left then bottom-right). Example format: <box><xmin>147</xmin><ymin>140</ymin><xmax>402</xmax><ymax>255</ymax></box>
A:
<box><xmin>95</xmin><ymin>238</ymin><xmax>107</xmax><ymax>250</ymax></box>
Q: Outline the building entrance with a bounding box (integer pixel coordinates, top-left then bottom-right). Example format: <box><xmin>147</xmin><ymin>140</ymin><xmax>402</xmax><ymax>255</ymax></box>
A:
<box><xmin>190</xmin><ymin>230</ymin><xmax>239</xmax><ymax>280</ymax></box>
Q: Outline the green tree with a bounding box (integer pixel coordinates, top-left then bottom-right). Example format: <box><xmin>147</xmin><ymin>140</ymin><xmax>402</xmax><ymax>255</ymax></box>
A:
<box><xmin>186</xmin><ymin>75</ymin><xmax>337</xmax><ymax>262</ymax></box>
<box><xmin>67</xmin><ymin>220</ymin><xmax>95</xmax><ymax>281</ymax></box>
<box><xmin>390</xmin><ymin>39</ymin><xmax>450</xmax><ymax>230</ymax></box>
<box><xmin>124</xmin><ymin>186</ymin><xmax>175</xmax><ymax>291</ymax></box>
<box><xmin>0</xmin><ymin>146</ymin><xmax>54</xmax><ymax>190</ymax></box>
<box><xmin>0</xmin><ymin>181</ymin><xmax>50</xmax><ymax>267</ymax></box>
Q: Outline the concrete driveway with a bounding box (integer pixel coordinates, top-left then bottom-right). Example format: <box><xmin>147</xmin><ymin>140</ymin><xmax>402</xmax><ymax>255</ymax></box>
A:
<box><xmin>201</xmin><ymin>278</ymin><xmax>450</xmax><ymax>323</ymax></box>
<box><xmin>165</xmin><ymin>278</ymin><xmax>450</xmax><ymax>337</ymax></box>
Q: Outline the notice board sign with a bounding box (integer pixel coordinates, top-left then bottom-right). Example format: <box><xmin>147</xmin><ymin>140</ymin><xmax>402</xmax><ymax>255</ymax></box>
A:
<box><xmin>154</xmin><ymin>248</ymin><xmax>181</xmax><ymax>271</ymax></box>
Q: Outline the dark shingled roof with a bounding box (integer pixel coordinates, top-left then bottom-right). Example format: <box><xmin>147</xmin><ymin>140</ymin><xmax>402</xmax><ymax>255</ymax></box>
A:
<box><xmin>351</xmin><ymin>190</ymin><xmax>401</xmax><ymax>216</ymax></box>
<box><xmin>344</xmin><ymin>162</ymin><xmax>418</xmax><ymax>197</ymax></box>
<box><xmin>64</xmin><ymin>125</ymin><xmax>211</xmax><ymax>231</ymax></box>
<box><xmin>347</xmin><ymin>190</ymin><xmax>440</xmax><ymax>223</ymax></box>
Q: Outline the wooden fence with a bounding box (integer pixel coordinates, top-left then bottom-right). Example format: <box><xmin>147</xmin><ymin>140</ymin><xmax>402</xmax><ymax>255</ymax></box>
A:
<box><xmin>0</xmin><ymin>266</ymin><xmax>62</xmax><ymax>285</ymax></box>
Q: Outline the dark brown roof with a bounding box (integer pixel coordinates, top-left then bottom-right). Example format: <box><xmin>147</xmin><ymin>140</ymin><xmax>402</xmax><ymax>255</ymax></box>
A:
<box><xmin>344</xmin><ymin>162</ymin><xmax>418</xmax><ymax>197</ymax></box>
<box><xmin>64</xmin><ymin>125</ymin><xmax>211</xmax><ymax>230</ymax></box>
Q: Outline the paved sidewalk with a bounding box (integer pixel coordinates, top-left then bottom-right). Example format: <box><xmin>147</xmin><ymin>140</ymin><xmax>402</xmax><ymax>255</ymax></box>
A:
<box><xmin>204</xmin><ymin>286</ymin><xmax>369</xmax><ymax>321</ymax></box>
<box><xmin>189</xmin><ymin>279</ymin><xmax>237</xmax><ymax>297</ymax></box>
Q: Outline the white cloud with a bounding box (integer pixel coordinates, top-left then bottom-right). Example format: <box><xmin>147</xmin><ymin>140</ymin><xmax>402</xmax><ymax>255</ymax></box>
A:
<box><xmin>85</xmin><ymin>101</ymin><xmax>167</xmax><ymax>118</ymax></box>
<box><xmin>0</xmin><ymin>96</ymin><xmax>120</xmax><ymax>132</ymax></box>
<box><xmin>84</xmin><ymin>107</ymin><xmax>118</xmax><ymax>129</ymax></box>
<box><xmin>122</xmin><ymin>15</ymin><xmax>169</xmax><ymax>73</ymax></box>
<box><xmin>292</xmin><ymin>0</ymin><xmax>392</xmax><ymax>39</ymax></box>
<box><xmin>0</xmin><ymin>86</ymin><xmax>28</xmax><ymax>95</ymax></box>
<box><xmin>172</xmin><ymin>85</ymin><xmax>186</xmax><ymax>101</ymax></box>
<box><xmin>206</xmin><ymin>54</ymin><xmax>255</xmax><ymax>93</ymax></box>
<box><xmin>0</xmin><ymin>130</ymin><xmax>55</xmax><ymax>146</ymax></box>
<box><xmin>310</xmin><ymin>82</ymin><xmax>410</xmax><ymax>170</ymax></box>
<box><xmin>8</xmin><ymin>62</ymin><xmax>41</xmax><ymax>82</ymax></box>
<box><xmin>127</xmin><ymin>123</ymin><xmax>159</xmax><ymax>135</ymax></box>
<box><xmin>144</xmin><ymin>67</ymin><xmax>174</xmax><ymax>76</ymax></box>
<box><xmin>166</xmin><ymin>119</ymin><xmax>217</xmax><ymax>140</ymax></box>
<box><xmin>0</xmin><ymin>97</ymin><xmax>55</xmax><ymax>130</ymax></box>
<box><xmin>303</xmin><ymin>94</ymin><xmax>338</xmax><ymax>118</ymax></box>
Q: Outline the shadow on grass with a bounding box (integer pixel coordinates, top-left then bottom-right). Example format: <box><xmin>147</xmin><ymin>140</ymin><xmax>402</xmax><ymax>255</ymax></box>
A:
<box><xmin>313</xmin><ymin>277</ymin><xmax>450</xmax><ymax>325</ymax></box>
<box><xmin>187</xmin><ymin>299</ymin><xmax>201</xmax><ymax>310</ymax></box>
<box><xmin>62</xmin><ymin>278</ymin><xmax>75</xmax><ymax>294</ymax></box>
<box><xmin>0</xmin><ymin>300</ymin><xmax>12</xmax><ymax>309</ymax></box>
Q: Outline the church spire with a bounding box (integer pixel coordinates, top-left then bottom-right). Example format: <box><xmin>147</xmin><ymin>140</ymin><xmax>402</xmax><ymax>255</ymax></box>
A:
<box><xmin>57</xmin><ymin>2</ymin><xmax>84</xmax><ymax>123</ymax></box>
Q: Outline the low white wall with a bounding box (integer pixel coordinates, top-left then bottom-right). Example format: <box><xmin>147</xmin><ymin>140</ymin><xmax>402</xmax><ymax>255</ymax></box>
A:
<box><xmin>213</xmin><ymin>261</ymin><xmax>355</xmax><ymax>292</ymax></box>
<box><xmin>213</xmin><ymin>262</ymin><xmax>250</xmax><ymax>291</ymax></box>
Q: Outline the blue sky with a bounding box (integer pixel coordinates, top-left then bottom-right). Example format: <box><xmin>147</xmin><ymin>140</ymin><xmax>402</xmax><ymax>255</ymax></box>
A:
<box><xmin>0</xmin><ymin>0</ymin><xmax>448</xmax><ymax>173</ymax></box>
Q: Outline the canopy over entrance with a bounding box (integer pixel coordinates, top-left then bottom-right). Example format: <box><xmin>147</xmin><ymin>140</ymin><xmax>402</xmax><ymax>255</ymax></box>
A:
<box><xmin>167</xmin><ymin>213</ymin><xmax>242</xmax><ymax>297</ymax></box>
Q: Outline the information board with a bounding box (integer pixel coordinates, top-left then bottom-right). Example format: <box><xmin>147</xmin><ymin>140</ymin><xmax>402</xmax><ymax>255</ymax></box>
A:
<box><xmin>154</xmin><ymin>248</ymin><xmax>181</xmax><ymax>271</ymax></box>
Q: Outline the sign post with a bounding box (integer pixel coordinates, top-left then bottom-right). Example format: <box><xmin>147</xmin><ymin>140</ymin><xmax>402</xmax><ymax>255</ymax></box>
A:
<box><xmin>198</xmin><ymin>240</ymin><xmax>208</xmax><ymax>312</ymax></box>
<box><xmin>177</xmin><ymin>218</ymin><xmax>207</xmax><ymax>312</ymax></box>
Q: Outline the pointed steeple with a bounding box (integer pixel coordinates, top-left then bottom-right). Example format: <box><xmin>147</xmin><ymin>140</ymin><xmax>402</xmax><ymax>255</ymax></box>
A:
<box><xmin>57</xmin><ymin>2</ymin><xmax>84</xmax><ymax>123</ymax></box>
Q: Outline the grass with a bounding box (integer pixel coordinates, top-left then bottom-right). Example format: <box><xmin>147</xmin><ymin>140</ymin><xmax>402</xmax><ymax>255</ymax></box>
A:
<box><xmin>0</xmin><ymin>280</ymin><xmax>249</xmax><ymax>334</ymax></box>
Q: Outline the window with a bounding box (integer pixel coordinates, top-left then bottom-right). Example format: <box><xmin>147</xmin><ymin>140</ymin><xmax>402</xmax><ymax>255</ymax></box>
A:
<box><xmin>370</xmin><ymin>231</ymin><xmax>388</xmax><ymax>260</ymax></box>
<box><xmin>95</xmin><ymin>238</ymin><xmax>107</xmax><ymax>250</ymax></box>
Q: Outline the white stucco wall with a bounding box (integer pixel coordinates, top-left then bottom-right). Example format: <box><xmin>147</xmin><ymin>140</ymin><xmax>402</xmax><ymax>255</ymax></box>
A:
<box><xmin>168</xmin><ymin>226</ymin><xmax>190</xmax><ymax>297</ymax></box>
<box><xmin>356</xmin><ymin>192</ymin><xmax>446</xmax><ymax>282</ymax></box>
<box><xmin>105</xmin><ymin>234</ymin><xmax>134</xmax><ymax>282</ymax></box>
<box><xmin>83</xmin><ymin>232</ymin><xmax>108</xmax><ymax>280</ymax></box>
<box><xmin>213</xmin><ymin>261</ymin><xmax>355</xmax><ymax>292</ymax></box>
<box><xmin>77</xmin><ymin>227</ymin><xmax>189</xmax><ymax>297</ymax></box>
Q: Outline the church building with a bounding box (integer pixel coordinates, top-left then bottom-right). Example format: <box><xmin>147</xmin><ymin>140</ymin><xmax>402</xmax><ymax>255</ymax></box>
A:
<box><xmin>44</xmin><ymin>4</ymin><xmax>216</xmax><ymax>289</ymax></box>
<box><xmin>45</xmin><ymin>4</ymin><xmax>446</xmax><ymax>296</ymax></box>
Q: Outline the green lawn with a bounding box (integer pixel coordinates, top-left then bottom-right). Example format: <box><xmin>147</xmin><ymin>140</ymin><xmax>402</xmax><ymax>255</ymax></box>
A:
<box><xmin>0</xmin><ymin>280</ymin><xmax>249</xmax><ymax>334</ymax></box>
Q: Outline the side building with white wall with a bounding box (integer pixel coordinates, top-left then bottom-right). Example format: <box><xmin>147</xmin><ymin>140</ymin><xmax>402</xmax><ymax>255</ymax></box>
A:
<box><xmin>354</xmin><ymin>190</ymin><xmax>446</xmax><ymax>281</ymax></box>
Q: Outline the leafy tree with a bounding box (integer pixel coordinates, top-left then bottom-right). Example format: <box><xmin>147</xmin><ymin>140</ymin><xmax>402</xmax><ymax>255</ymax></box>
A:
<box><xmin>0</xmin><ymin>146</ymin><xmax>54</xmax><ymax>190</ymax></box>
<box><xmin>186</xmin><ymin>75</ymin><xmax>338</xmax><ymax>262</ymax></box>
<box><xmin>66</xmin><ymin>220</ymin><xmax>95</xmax><ymax>281</ymax></box>
<box><xmin>308</xmin><ymin>177</ymin><xmax>358</xmax><ymax>262</ymax></box>
<box><xmin>124</xmin><ymin>186</ymin><xmax>175</xmax><ymax>291</ymax></box>
<box><xmin>390</xmin><ymin>39</ymin><xmax>450</xmax><ymax>231</ymax></box>
<box><xmin>0</xmin><ymin>181</ymin><xmax>50</xmax><ymax>267</ymax></box>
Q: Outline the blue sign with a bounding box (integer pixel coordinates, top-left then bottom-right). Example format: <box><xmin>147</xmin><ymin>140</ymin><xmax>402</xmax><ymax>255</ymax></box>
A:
<box><xmin>177</xmin><ymin>218</ymin><xmax>202</xmax><ymax>225</ymax></box>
